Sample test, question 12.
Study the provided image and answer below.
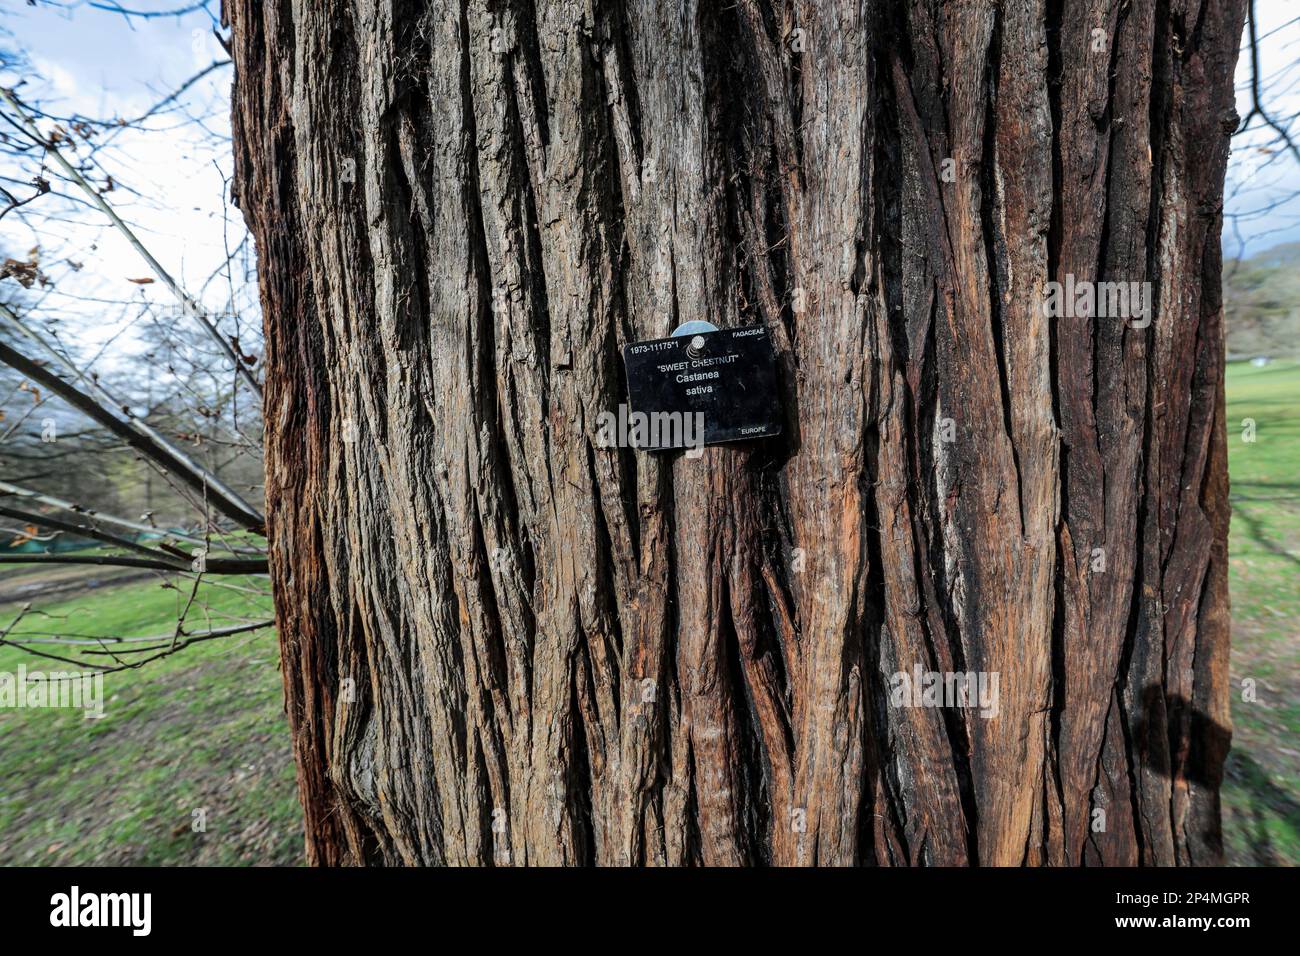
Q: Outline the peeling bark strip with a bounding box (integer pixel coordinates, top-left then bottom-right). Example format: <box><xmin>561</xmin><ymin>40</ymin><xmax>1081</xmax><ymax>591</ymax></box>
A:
<box><xmin>226</xmin><ymin>0</ymin><xmax>1243</xmax><ymax>865</ymax></box>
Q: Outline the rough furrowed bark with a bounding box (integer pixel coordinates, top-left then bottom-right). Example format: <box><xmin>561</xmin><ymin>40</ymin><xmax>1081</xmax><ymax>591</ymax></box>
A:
<box><xmin>227</xmin><ymin>0</ymin><xmax>1245</xmax><ymax>865</ymax></box>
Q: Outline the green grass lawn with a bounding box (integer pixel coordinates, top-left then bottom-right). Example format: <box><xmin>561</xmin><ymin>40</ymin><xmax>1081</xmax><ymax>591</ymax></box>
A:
<box><xmin>0</xmin><ymin>572</ymin><xmax>302</xmax><ymax>865</ymax></box>
<box><xmin>1222</xmin><ymin>359</ymin><xmax>1300</xmax><ymax>866</ymax></box>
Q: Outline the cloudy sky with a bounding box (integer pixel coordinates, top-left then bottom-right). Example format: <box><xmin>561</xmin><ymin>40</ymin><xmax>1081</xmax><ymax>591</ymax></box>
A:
<box><xmin>1</xmin><ymin>1</ymin><xmax>239</xmax><ymax>362</ymax></box>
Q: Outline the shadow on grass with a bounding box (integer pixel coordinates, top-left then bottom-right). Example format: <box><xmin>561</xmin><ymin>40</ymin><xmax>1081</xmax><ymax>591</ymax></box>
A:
<box><xmin>1232</xmin><ymin>503</ymin><xmax>1300</xmax><ymax>570</ymax></box>
<box><xmin>1223</xmin><ymin>749</ymin><xmax>1300</xmax><ymax>866</ymax></box>
<box><xmin>1230</xmin><ymin>479</ymin><xmax>1300</xmax><ymax>499</ymax></box>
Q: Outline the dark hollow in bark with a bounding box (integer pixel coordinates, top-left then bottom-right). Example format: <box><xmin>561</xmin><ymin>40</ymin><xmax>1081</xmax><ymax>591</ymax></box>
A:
<box><xmin>227</xmin><ymin>0</ymin><xmax>1243</xmax><ymax>866</ymax></box>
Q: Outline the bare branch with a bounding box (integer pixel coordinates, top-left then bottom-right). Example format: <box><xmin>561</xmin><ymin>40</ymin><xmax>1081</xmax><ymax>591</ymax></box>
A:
<box><xmin>1</xmin><ymin>301</ymin><xmax>265</xmax><ymax>525</ymax></box>
<box><xmin>0</xmin><ymin>322</ymin><xmax>265</xmax><ymax>530</ymax></box>
<box><xmin>0</xmin><ymin>86</ymin><xmax>263</xmax><ymax>396</ymax></box>
<box><xmin>2</xmin><ymin>619</ymin><xmax>273</xmax><ymax>650</ymax></box>
<box><xmin>0</xmin><ymin>480</ymin><xmax>212</xmax><ymax>548</ymax></box>
<box><xmin>1238</xmin><ymin>0</ymin><xmax>1300</xmax><ymax>165</ymax></box>
<box><xmin>0</xmin><ymin>502</ymin><xmax>206</xmax><ymax>564</ymax></box>
<box><xmin>0</xmin><ymin>552</ymin><xmax>267</xmax><ymax>573</ymax></box>
<box><xmin>0</xmin><ymin>621</ymin><xmax>273</xmax><ymax>675</ymax></box>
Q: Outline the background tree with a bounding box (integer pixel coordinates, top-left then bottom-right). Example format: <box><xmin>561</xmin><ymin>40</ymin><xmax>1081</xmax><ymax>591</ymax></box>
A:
<box><xmin>229</xmin><ymin>0</ymin><xmax>1241</xmax><ymax>867</ymax></box>
<box><xmin>0</xmin><ymin>12</ymin><xmax>271</xmax><ymax>667</ymax></box>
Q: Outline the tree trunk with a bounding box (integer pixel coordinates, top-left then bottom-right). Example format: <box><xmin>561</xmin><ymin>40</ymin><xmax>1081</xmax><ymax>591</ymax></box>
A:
<box><xmin>227</xmin><ymin>0</ymin><xmax>1244</xmax><ymax>866</ymax></box>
